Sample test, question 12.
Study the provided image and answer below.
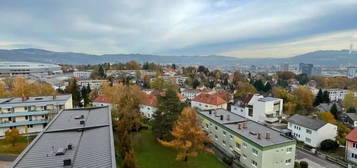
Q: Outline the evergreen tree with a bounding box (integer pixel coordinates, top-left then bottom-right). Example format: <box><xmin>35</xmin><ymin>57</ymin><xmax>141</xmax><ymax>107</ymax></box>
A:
<box><xmin>192</xmin><ymin>79</ymin><xmax>200</xmax><ymax>89</ymax></box>
<box><xmin>81</xmin><ymin>86</ymin><xmax>89</xmax><ymax>107</ymax></box>
<box><xmin>66</xmin><ymin>78</ymin><xmax>81</xmax><ymax>107</ymax></box>
<box><xmin>152</xmin><ymin>88</ymin><xmax>185</xmax><ymax>140</ymax></box>
<box><xmin>347</xmin><ymin>107</ymin><xmax>357</xmax><ymax>113</ymax></box>
<box><xmin>98</xmin><ymin>65</ymin><xmax>106</xmax><ymax>79</ymax></box>
<box><xmin>264</xmin><ymin>82</ymin><xmax>272</xmax><ymax>92</ymax></box>
<box><xmin>322</xmin><ymin>91</ymin><xmax>330</xmax><ymax>104</ymax></box>
<box><xmin>330</xmin><ymin>103</ymin><xmax>339</xmax><ymax>119</ymax></box>
<box><xmin>314</xmin><ymin>89</ymin><xmax>323</xmax><ymax>106</ymax></box>
<box><xmin>253</xmin><ymin>80</ymin><xmax>265</xmax><ymax>92</ymax></box>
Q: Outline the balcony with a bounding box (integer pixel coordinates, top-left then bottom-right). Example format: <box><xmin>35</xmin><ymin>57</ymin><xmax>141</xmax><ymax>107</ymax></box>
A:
<box><xmin>0</xmin><ymin>111</ymin><xmax>51</xmax><ymax>118</ymax></box>
<box><xmin>0</xmin><ymin>119</ymin><xmax>49</xmax><ymax>128</ymax></box>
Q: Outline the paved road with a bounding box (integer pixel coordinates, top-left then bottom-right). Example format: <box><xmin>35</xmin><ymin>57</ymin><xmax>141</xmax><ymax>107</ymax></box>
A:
<box><xmin>296</xmin><ymin>149</ymin><xmax>343</xmax><ymax>168</ymax></box>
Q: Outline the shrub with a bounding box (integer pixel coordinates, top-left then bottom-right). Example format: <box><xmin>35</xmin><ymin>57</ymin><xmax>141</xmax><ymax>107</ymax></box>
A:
<box><xmin>294</xmin><ymin>161</ymin><xmax>301</xmax><ymax>168</ymax></box>
<box><xmin>320</xmin><ymin>139</ymin><xmax>339</xmax><ymax>151</ymax></box>
<box><xmin>300</xmin><ymin>161</ymin><xmax>308</xmax><ymax>168</ymax></box>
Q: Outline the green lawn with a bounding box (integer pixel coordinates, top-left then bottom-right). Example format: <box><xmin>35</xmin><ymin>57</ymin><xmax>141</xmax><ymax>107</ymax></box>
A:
<box><xmin>0</xmin><ymin>136</ymin><xmax>33</xmax><ymax>154</ymax></box>
<box><xmin>132</xmin><ymin>130</ymin><xmax>227</xmax><ymax>168</ymax></box>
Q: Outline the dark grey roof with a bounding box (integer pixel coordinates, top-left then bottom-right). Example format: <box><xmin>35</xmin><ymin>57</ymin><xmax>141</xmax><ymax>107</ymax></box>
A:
<box><xmin>199</xmin><ymin>109</ymin><xmax>294</xmax><ymax>147</ymax></box>
<box><xmin>346</xmin><ymin>113</ymin><xmax>357</xmax><ymax>121</ymax></box>
<box><xmin>11</xmin><ymin>107</ymin><xmax>116</xmax><ymax>168</ymax></box>
<box><xmin>288</xmin><ymin>114</ymin><xmax>326</xmax><ymax>130</ymax></box>
<box><xmin>0</xmin><ymin>95</ymin><xmax>72</xmax><ymax>108</ymax></box>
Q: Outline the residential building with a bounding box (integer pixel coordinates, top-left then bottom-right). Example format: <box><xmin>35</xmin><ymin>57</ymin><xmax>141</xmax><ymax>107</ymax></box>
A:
<box><xmin>182</xmin><ymin>89</ymin><xmax>201</xmax><ymax>100</ymax></box>
<box><xmin>344</xmin><ymin>113</ymin><xmax>357</xmax><ymax>128</ymax></box>
<box><xmin>325</xmin><ymin>89</ymin><xmax>348</xmax><ymax>102</ymax></box>
<box><xmin>0</xmin><ymin>95</ymin><xmax>72</xmax><ymax>137</ymax></box>
<box><xmin>93</xmin><ymin>95</ymin><xmax>112</xmax><ymax>111</ymax></box>
<box><xmin>287</xmin><ymin>114</ymin><xmax>337</xmax><ymax>148</ymax></box>
<box><xmin>191</xmin><ymin>93</ymin><xmax>227</xmax><ymax>110</ymax></box>
<box><xmin>347</xmin><ymin>66</ymin><xmax>357</xmax><ymax>79</ymax></box>
<box><xmin>78</xmin><ymin>80</ymin><xmax>106</xmax><ymax>89</ymax></box>
<box><xmin>231</xmin><ymin>94</ymin><xmax>283</xmax><ymax>123</ymax></box>
<box><xmin>198</xmin><ymin>109</ymin><xmax>296</xmax><ymax>168</ymax></box>
<box><xmin>139</xmin><ymin>94</ymin><xmax>158</xmax><ymax>119</ymax></box>
<box><xmin>11</xmin><ymin>107</ymin><xmax>116</xmax><ymax>168</ymax></box>
<box><xmin>299</xmin><ymin>63</ymin><xmax>313</xmax><ymax>75</ymax></box>
<box><xmin>73</xmin><ymin>71</ymin><xmax>91</xmax><ymax>79</ymax></box>
<box><xmin>345</xmin><ymin>128</ymin><xmax>357</xmax><ymax>166</ymax></box>
<box><xmin>0</xmin><ymin>62</ymin><xmax>62</xmax><ymax>76</ymax></box>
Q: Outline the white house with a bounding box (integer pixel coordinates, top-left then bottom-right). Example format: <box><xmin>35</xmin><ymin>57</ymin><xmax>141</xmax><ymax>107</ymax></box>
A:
<box><xmin>345</xmin><ymin>128</ymin><xmax>357</xmax><ymax>166</ymax></box>
<box><xmin>288</xmin><ymin>114</ymin><xmax>337</xmax><ymax>148</ymax></box>
<box><xmin>73</xmin><ymin>71</ymin><xmax>92</xmax><ymax>79</ymax></box>
<box><xmin>78</xmin><ymin>80</ymin><xmax>106</xmax><ymax>89</ymax></box>
<box><xmin>191</xmin><ymin>93</ymin><xmax>227</xmax><ymax>110</ymax></box>
<box><xmin>231</xmin><ymin>94</ymin><xmax>283</xmax><ymax>123</ymax></box>
<box><xmin>182</xmin><ymin>89</ymin><xmax>201</xmax><ymax>100</ymax></box>
<box><xmin>139</xmin><ymin>95</ymin><xmax>158</xmax><ymax>119</ymax></box>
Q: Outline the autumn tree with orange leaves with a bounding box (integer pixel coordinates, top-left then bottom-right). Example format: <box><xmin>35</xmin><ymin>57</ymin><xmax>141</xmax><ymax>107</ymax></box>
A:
<box><xmin>159</xmin><ymin>107</ymin><xmax>213</xmax><ymax>162</ymax></box>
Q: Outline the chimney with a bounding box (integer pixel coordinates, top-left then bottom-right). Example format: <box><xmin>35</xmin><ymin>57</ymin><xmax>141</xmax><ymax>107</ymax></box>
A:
<box><xmin>257</xmin><ymin>133</ymin><xmax>261</xmax><ymax>140</ymax></box>
<box><xmin>227</xmin><ymin>115</ymin><xmax>230</xmax><ymax>121</ymax></box>
<box><xmin>243</xmin><ymin>122</ymin><xmax>247</xmax><ymax>129</ymax></box>
<box><xmin>220</xmin><ymin>115</ymin><xmax>223</xmax><ymax>121</ymax></box>
<box><xmin>53</xmin><ymin>95</ymin><xmax>57</xmax><ymax>100</ymax></box>
<box><xmin>266</xmin><ymin>132</ymin><xmax>271</xmax><ymax>139</ymax></box>
<box><xmin>21</xmin><ymin>96</ymin><xmax>26</xmax><ymax>102</ymax></box>
<box><xmin>80</xmin><ymin>120</ymin><xmax>85</xmax><ymax>125</ymax></box>
<box><xmin>209</xmin><ymin>110</ymin><xmax>212</xmax><ymax>115</ymax></box>
<box><xmin>238</xmin><ymin>123</ymin><xmax>242</xmax><ymax>129</ymax></box>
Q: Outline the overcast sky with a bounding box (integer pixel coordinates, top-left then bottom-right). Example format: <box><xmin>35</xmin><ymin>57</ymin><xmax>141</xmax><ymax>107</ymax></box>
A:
<box><xmin>1</xmin><ymin>0</ymin><xmax>357</xmax><ymax>58</ymax></box>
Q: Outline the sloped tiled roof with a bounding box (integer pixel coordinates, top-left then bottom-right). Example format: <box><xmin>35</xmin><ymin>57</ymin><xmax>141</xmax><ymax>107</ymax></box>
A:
<box><xmin>93</xmin><ymin>95</ymin><xmax>111</xmax><ymax>103</ymax></box>
<box><xmin>346</xmin><ymin>127</ymin><xmax>357</xmax><ymax>142</ymax></box>
<box><xmin>142</xmin><ymin>95</ymin><xmax>158</xmax><ymax>107</ymax></box>
<box><xmin>192</xmin><ymin>93</ymin><xmax>227</xmax><ymax>105</ymax></box>
<box><xmin>234</xmin><ymin>94</ymin><xmax>254</xmax><ymax>107</ymax></box>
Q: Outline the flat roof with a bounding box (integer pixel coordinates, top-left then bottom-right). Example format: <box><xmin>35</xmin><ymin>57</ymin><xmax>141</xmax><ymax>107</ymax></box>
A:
<box><xmin>258</xmin><ymin>97</ymin><xmax>281</xmax><ymax>102</ymax></box>
<box><xmin>0</xmin><ymin>95</ymin><xmax>71</xmax><ymax>108</ymax></box>
<box><xmin>199</xmin><ymin>109</ymin><xmax>294</xmax><ymax>147</ymax></box>
<box><xmin>11</xmin><ymin>107</ymin><xmax>116</xmax><ymax>168</ymax></box>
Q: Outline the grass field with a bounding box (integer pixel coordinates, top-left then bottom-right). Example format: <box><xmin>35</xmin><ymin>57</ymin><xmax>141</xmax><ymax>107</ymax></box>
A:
<box><xmin>0</xmin><ymin>136</ymin><xmax>33</xmax><ymax>154</ymax></box>
<box><xmin>132</xmin><ymin>130</ymin><xmax>227</xmax><ymax>168</ymax></box>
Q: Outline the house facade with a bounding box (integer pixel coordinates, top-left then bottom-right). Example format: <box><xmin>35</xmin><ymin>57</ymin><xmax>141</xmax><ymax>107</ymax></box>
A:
<box><xmin>191</xmin><ymin>93</ymin><xmax>227</xmax><ymax>110</ymax></box>
<box><xmin>287</xmin><ymin>114</ymin><xmax>337</xmax><ymax>148</ymax></box>
<box><xmin>345</xmin><ymin>128</ymin><xmax>357</xmax><ymax>166</ymax></box>
<box><xmin>139</xmin><ymin>95</ymin><xmax>158</xmax><ymax>119</ymax></box>
<box><xmin>231</xmin><ymin>94</ymin><xmax>283</xmax><ymax>123</ymax></box>
<box><xmin>0</xmin><ymin>95</ymin><xmax>73</xmax><ymax>137</ymax></box>
<box><xmin>198</xmin><ymin>109</ymin><xmax>296</xmax><ymax>168</ymax></box>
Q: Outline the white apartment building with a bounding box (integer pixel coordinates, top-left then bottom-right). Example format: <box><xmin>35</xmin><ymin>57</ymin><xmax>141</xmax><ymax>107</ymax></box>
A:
<box><xmin>0</xmin><ymin>95</ymin><xmax>73</xmax><ymax>137</ymax></box>
<box><xmin>191</xmin><ymin>93</ymin><xmax>227</xmax><ymax>110</ymax></box>
<box><xmin>231</xmin><ymin>94</ymin><xmax>283</xmax><ymax>123</ymax></box>
<box><xmin>345</xmin><ymin>128</ymin><xmax>357</xmax><ymax>166</ymax></box>
<box><xmin>288</xmin><ymin>114</ymin><xmax>337</xmax><ymax>148</ymax></box>
<box><xmin>78</xmin><ymin>80</ymin><xmax>106</xmax><ymax>89</ymax></box>
<box><xmin>73</xmin><ymin>71</ymin><xmax>92</xmax><ymax>79</ymax></box>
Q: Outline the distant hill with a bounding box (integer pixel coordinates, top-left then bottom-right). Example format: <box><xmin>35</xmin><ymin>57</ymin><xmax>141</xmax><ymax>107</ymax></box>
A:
<box><xmin>0</xmin><ymin>48</ymin><xmax>356</xmax><ymax>66</ymax></box>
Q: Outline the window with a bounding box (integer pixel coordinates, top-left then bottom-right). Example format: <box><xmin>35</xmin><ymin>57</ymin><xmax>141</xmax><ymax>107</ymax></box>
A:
<box><xmin>354</xmin><ymin>143</ymin><xmax>357</xmax><ymax>148</ymax></box>
<box><xmin>251</xmin><ymin>160</ymin><xmax>258</xmax><ymax>167</ymax></box>
<box><xmin>222</xmin><ymin>140</ymin><xmax>226</xmax><ymax>146</ymax></box>
<box><xmin>287</xmin><ymin>147</ymin><xmax>292</xmax><ymax>153</ymax></box>
<box><xmin>305</xmin><ymin>138</ymin><xmax>311</xmax><ymax>143</ymax></box>
<box><xmin>215</xmin><ymin>126</ymin><xmax>218</xmax><ymax>130</ymax></box>
<box><xmin>243</xmin><ymin>143</ymin><xmax>247</xmax><ymax>148</ymax></box>
<box><xmin>306</xmin><ymin>129</ymin><xmax>312</xmax><ymax>134</ymax></box>
<box><xmin>285</xmin><ymin>159</ymin><xmax>291</xmax><ymax>164</ymax></box>
<box><xmin>214</xmin><ymin>135</ymin><xmax>218</xmax><ymax>140</ymax></box>
<box><xmin>252</xmin><ymin>148</ymin><xmax>258</xmax><ymax>156</ymax></box>
<box><xmin>236</xmin><ymin>143</ymin><xmax>241</xmax><ymax>149</ymax></box>
<box><xmin>206</xmin><ymin>124</ymin><xmax>209</xmax><ymax>128</ymax></box>
<box><xmin>230</xmin><ymin>135</ymin><xmax>233</xmax><ymax>140</ymax></box>
<box><xmin>248</xmin><ymin>108</ymin><xmax>253</xmax><ymax>117</ymax></box>
<box><xmin>25</xmin><ymin>116</ymin><xmax>28</xmax><ymax>120</ymax></box>
<box><xmin>242</xmin><ymin>154</ymin><xmax>247</xmax><ymax>159</ymax></box>
<box><xmin>223</xmin><ymin>131</ymin><xmax>226</xmax><ymax>136</ymax></box>
<box><xmin>352</xmin><ymin>153</ymin><xmax>357</xmax><ymax>159</ymax></box>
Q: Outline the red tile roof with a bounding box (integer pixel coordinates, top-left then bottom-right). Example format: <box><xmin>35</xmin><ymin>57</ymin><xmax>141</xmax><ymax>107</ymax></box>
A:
<box><xmin>214</xmin><ymin>91</ymin><xmax>232</xmax><ymax>102</ymax></box>
<box><xmin>346</xmin><ymin>127</ymin><xmax>357</xmax><ymax>142</ymax></box>
<box><xmin>236</xmin><ymin>94</ymin><xmax>254</xmax><ymax>107</ymax></box>
<box><xmin>192</xmin><ymin>93</ymin><xmax>227</xmax><ymax>105</ymax></box>
<box><xmin>93</xmin><ymin>95</ymin><xmax>111</xmax><ymax>103</ymax></box>
<box><xmin>142</xmin><ymin>95</ymin><xmax>158</xmax><ymax>107</ymax></box>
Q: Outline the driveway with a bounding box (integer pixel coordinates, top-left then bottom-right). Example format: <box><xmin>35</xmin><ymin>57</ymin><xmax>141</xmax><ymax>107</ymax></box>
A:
<box><xmin>296</xmin><ymin>148</ymin><xmax>343</xmax><ymax>168</ymax></box>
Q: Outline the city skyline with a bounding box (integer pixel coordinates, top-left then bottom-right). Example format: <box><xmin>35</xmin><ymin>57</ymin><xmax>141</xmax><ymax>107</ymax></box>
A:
<box><xmin>0</xmin><ymin>0</ymin><xmax>357</xmax><ymax>58</ymax></box>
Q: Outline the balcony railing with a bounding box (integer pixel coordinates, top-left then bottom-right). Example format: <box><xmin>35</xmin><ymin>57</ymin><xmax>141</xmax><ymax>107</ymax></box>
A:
<box><xmin>0</xmin><ymin>111</ymin><xmax>51</xmax><ymax>118</ymax></box>
<box><xmin>0</xmin><ymin>119</ymin><xmax>49</xmax><ymax>128</ymax></box>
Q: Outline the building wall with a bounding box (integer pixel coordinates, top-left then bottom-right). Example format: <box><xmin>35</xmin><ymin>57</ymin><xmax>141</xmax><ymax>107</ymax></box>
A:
<box><xmin>139</xmin><ymin>105</ymin><xmax>157</xmax><ymax>119</ymax></box>
<box><xmin>288</xmin><ymin>122</ymin><xmax>337</xmax><ymax>148</ymax></box>
<box><xmin>346</xmin><ymin>140</ymin><xmax>357</xmax><ymax>164</ymax></box>
<box><xmin>191</xmin><ymin>101</ymin><xmax>227</xmax><ymax>110</ymax></box>
<box><xmin>200</xmin><ymin>116</ymin><xmax>295</xmax><ymax>168</ymax></box>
